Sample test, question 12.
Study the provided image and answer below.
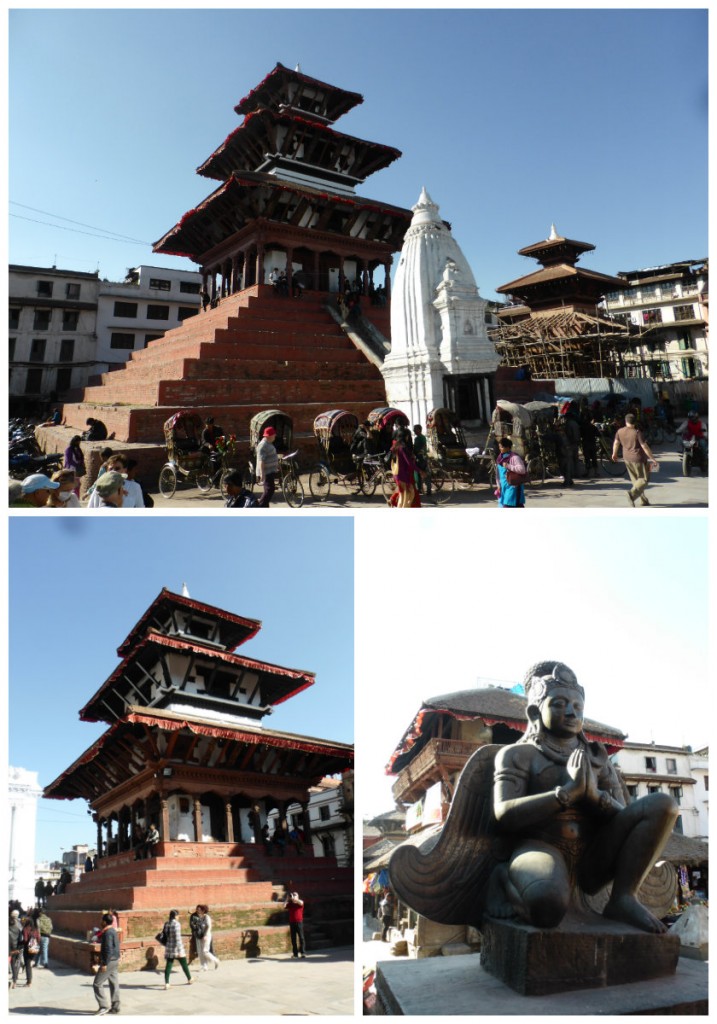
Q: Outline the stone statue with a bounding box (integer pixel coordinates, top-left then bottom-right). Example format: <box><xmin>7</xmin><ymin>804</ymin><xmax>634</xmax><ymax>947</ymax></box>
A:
<box><xmin>389</xmin><ymin>661</ymin><xmax>678</xmax><ymax>936</ymax></box>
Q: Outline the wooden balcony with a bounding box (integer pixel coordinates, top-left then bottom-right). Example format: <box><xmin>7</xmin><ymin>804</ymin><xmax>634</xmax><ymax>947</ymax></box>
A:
<box><xmin>391</xmin><ymin>738</ymin><xmax>478</xmax><ymax>804</ymax></box>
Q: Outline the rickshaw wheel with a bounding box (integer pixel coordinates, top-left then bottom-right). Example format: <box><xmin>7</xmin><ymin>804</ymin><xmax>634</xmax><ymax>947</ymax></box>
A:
<box><xmin>196</xmin><ymin>462</ymin><xmax>213</xmax><ymax>493</ymax></box>
<box><xmin>380</xmin><ymin>470</ymin><xmax>397</xmax><ymax>503</ymax></box>
<box><xmin>526</xmin><ymin>457</ymin><xmax>545</xmax><ymax>486</ymax></box>
<box><xmin>242</xmin><ymin>466</ymin><xmax>256</xmax><ymax>493</ymax></box>
<box><xmin>432</xmin><ymin>469</ymin><xmax>455</xmax><ymax>505</ymax></box>
<box><xmin>158</xmin><ymin>464</ymin><xmax>177</xmax><ymax>498</ymax></box>
<box><xmin>309</xmin><ymin>465</ymin><xmax>331</xmax><ymax>501</ymax></box>
<box><xmin>219</xmin><ymin>471</ymin><xmax>231</xmax><ymax>499</ymax></box>
<box><xmin>282</xmin><ymin>472</ymin><xmax>304</xmax><ymax>509</ymax></box>
<box><xmin>358</xmin><ymin>466</ymin><xmax>378</xmax><ymax>496</ymax></box>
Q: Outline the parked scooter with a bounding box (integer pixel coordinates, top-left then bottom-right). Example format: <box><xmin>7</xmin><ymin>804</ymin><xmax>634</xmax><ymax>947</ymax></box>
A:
<box><xmin>9</xmin><ymin>451</ymin><xmax>63</xmax><ymax>480</ymax></box>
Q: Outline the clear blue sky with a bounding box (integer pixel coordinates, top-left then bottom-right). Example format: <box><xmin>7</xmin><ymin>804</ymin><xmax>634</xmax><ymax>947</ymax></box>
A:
<box><xmin>9</xmin><ymin>8</ymin><xmax>707</xmax><ymax>300</ymax></box>
<box><xmin>9</xmin><ymin>516</ymin><xmax>353</xmax><ymax>862</ymax></box>
<box><xmin>355</xmin><ymin>513</ymin><xmax>709</xmax><ymax>819</ymax></box>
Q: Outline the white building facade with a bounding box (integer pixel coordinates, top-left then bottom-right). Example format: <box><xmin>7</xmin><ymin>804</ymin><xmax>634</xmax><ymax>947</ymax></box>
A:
<box><xmin>96</xmin><ymin>265</ymin><xmax>202</xmax><ymax>371</ymax></box>
<box><xmin>382</xmin><ymin>188</ymin><xmax>499</xmax><ymax>427</ymax></box>
<box><xmin>613</xmin><ymin>742</ymin><xmax>708</xmax><ymax>840</ymax></box>
<box><xmin>9</xmin><ymin>265</ymin><xmax>100</xmax><ymax>409</ymax></box>
<box><xmin>268</xmin><ymin>774</ymin><xmax>352</xmax><ymax>867</ymax></box>
<box><xmin>8</xmin><ymin>766</ymin><xmax>44</xmax><ymax>907</ymax></box>
<box><xmin>603</xmin><ymin>259</ymin><xmax>708</xmax><ymax>382</ymax></box>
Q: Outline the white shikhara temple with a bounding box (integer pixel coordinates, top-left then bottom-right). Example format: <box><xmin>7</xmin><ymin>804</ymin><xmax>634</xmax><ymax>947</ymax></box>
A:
<box><xmin>8</xmin><ymin>767</ymin><xmax>44</xmax><ymax>908</ymax></box>
<box><xmin>382</xmin><ymin>188</ymin><xmax>499</xmax><ymax>426</ymax></box>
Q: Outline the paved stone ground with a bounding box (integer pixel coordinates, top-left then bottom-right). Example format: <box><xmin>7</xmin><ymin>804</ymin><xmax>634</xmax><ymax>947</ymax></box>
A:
<box><xmin>145</xmin><ymin>442</ymin><xmax>708</xmax><ymax>509</ymax></box>
<box><xmin>8</xmin><ymin>947</ymin><xmax>353</xmax><ymax>1016</ymax></box>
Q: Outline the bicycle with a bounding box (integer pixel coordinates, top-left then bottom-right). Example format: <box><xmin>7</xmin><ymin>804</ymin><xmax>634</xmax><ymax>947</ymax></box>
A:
<box><xmin>244</xmin><ymin>451</ymin><xmax>304</xmax><ymax>508</ymax></box>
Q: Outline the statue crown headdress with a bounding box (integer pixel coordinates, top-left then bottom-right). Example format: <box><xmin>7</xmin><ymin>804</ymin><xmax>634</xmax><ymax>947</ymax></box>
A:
<box><xmin>523</xmin><ymin>661</ymin><xmax>584</xmax><ymax>706</ymax></box>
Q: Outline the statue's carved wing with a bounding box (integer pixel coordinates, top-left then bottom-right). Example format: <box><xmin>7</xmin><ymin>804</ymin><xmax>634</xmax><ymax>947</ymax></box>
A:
<box><xmin>388</xmin><ymin>744</ymin><xmax>509</xmax><ymax>927</ymax></box>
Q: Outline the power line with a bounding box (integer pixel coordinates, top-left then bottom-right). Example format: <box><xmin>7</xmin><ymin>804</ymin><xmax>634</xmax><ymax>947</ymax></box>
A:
<box><xmin>10</xmin><ymin>201</ymin><xmax>152</xmax><ymax>244</ymax></box>
<box><xmin>10</xmin><ymin>213</ymin><xmax>151</xmax><ymax>246</ymax></box>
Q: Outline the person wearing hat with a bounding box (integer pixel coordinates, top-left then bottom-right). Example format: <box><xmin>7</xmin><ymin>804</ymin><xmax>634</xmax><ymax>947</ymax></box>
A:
<box><xmin>11</xmin><ymin>473</ymin><xmax>60</xmax><ymax>508</ymax></box>
<box><xmin>93</xmin><ymin>471</ymin><xmax>126</xmax><ymax>509</ymax></box>
<box><xmin>255</xmin><ymin>426</ymin><xmax>279</xmax><ymax>508</ymax></box>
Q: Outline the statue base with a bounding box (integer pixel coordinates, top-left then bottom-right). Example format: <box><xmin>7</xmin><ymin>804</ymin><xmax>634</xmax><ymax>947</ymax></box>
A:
<box><xmin>374</xmin><ymin>954</ymin><xmax>707</xmax><ymax>1015</ymax></box>
<box><xmin>480</xmin><ymin>911</ymin><xmax>679</xmax><ymax>996</ymax></box>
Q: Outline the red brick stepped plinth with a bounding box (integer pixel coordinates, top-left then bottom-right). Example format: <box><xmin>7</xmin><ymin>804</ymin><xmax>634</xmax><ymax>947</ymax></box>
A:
<box><xmin>61</xmin><ymin>284</ymin><xmax>389</xmax><ymax>447</ymax></box>
<box><xmin>46</xmin><ymin>841</ymin><xmax>352</xmax><ymax>972</ymax></box>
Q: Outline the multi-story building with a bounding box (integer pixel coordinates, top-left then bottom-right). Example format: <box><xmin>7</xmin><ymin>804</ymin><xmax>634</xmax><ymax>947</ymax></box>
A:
<box><xmin>603</xmin><ymin>259</ymin><xmax>708</xmax><ymax>382</ymax></box>
<box><xmin>269</xmin><ymin>772</ymin><xmax>354</xmax><ymax>867</ymax></box>
<box><xmin>9</xmin><ymin>265</ymin><xmax>100</xmax><ymax>412</ymax></box>
<box><xmin>614</xmin><ymin>742</ymin><xmax>709</xmax><ymax>840</ymax></box>
<box><xmin>95</xmin><ymin>265</ymin><xmax>202</xmax><ymax>371</ymax></box>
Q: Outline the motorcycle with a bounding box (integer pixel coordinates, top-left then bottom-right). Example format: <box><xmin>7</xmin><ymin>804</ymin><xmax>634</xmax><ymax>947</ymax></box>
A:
<box><xmin>681</xmin><ymin>436</ymin><xmax>708</xmax><ymax>477</ymax></box>
<box><xmin>9</xmin><ymin>451</ymin><xmax>64</xmax><ymax>481</ymax></box>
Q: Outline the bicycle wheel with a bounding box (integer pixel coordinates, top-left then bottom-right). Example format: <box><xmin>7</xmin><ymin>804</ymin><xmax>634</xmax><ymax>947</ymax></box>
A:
<box><xmin>282</xmin><ymin>469</ymin><xmax>304</xmax><ymax>509</ymax></box>
<box><xmin>308</xmin><ymin>464</ymin><xmax>331</xmax><ymax>501</ymax></box>
<box><xmin>196</xmin><ymin>460</ymin><xmax>214</xmax><ymax>493</ymax></box>
<box><xmin>430</xmin><ymin>466</ymin><xmax>454</xmax><ymax>505</ymax></box>
<box><xmin>359</xmin><ymin>470</ymin><xmax>378</xmax><ymax>496</ymax></box>
<box><xmin>380</xmin><ymin>470</ymin><xmax>397</xmax><ymax>503</ymax></box>
<box><xmin>158</xmin><ymin>464</ymin><xmax>177</xmax><ymax>498</ymax></box>
<box><xmin>242</xmin><ymin>465</ymin><xmax>256</xmax><ymax>493</ymax></box>
<box><xmin>219</xmin><ymin>471</ymin><xmax>231</xmax><ymax>499</ymax></box>
<box><xmin>526</xmin><ymin>456</ymin><xmax>545</xmax><ymax>486</ymax></box>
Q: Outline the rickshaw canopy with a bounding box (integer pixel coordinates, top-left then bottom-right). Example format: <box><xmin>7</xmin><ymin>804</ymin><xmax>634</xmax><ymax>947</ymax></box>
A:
<box><xmin>313</xmin><ymin>409</ymin><xmax>359</xmax><ymax>445</ymax></box>
<box><xmin>249</xmin><ymin>409</ymin><xmax>293</xmax><ymax>452</ymax></box>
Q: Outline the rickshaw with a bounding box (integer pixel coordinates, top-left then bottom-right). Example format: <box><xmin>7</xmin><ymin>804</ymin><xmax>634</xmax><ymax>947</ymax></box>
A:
<box><xmin>158</xmin><ymin>411</ymin><xmax>212</xmax><ymax>498</ymax></box>
<box><xmin>245</xmin><ymin>409</ymin><xmax>304</xmax><ymax>508</ymax></box>
<box><xmin>367</xmin><ymin>407</ymin><xmax>410</xmax><ymax>452</ymax></box>
<box><xmin>308</xmin><ymin>409</ymin><xmax>366</xmax><ymax>500</ymax></box>
<box><xmin>485</xmin><ymin>399</ymin><xmax>559</xmax><ymax>486</ymax></box>
<box><xmin>425</xmin><ymin>407</ymin><xmax>479</xmax><ymax>494</ymax></box>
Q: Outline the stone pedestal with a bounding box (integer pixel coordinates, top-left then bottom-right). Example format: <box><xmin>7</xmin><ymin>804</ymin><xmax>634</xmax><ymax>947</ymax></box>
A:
<box><xmin>480</xmin><ymin>912</ymin><xmax>679</xmax><ymax>996</ymax></box>
<box><xmin>375</xmin><ymin>954</ymin><xmax>708</xmax><ymax>1016</ymax></box>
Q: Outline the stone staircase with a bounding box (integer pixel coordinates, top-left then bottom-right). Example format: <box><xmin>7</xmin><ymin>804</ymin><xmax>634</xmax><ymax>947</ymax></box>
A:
<box><xmin>46</xmin><ymin>841</ymin><xmax>352</xmax><ymax>973</ymax></box>
<box><xmin>61</xmin><ymin>285</ymin><xmax>390</xmax><ymax>455</ymax></box>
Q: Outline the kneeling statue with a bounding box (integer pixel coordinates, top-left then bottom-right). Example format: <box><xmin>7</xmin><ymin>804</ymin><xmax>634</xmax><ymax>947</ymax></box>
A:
<box><xmin>389</xmin><ymin>661</ymin><xmax>678</xmax><ymax>934</ymax></box>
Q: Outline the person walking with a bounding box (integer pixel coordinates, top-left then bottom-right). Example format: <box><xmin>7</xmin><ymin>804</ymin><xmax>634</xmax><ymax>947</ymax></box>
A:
<box><xmin>390</xmin><ymin>429</ymin><xmax>419</xmax><ymax>508</ymax></box>
<box><xmin>412</xmin><ymin>424</ymin><xmax>432</xmax><ymax>496</ymax></box>
<box><xmin>20</xmin><ymin>916</ymin><xmax>41</xmax><ymax>988</ymax></box>
<box><xmin>378</xmin><ymin>891</ymin><xmax>395</xmax><ymax>942</ymax></box>
<box><xmin>162</xmin><ymin>909</ymin><xmax>193</xmax><ymax>989</ymax></box>
<box><xmin>612</xmin><ymin>412</ymin><xmax>658</xmax><ymax>507</ymax></box>
<box><xmin>191</xmin><ymin>905</ymin><xmax>219</xmax><ymax>971</ymax></box>
<box><xmin>495</xmin><ymin>437</ymin><xmax>527</xmax><ymax>508</ymax></box>
<box><xmin>8</xmin><ymin>910</ymin><xmax>23</xmax><ymax>989</ymax></box>
<box><xmin>93</xmin><ymin>912</ymin><xmax>120</xmax><ymax>1015</ymax></box>
<box><xmin>255</xmin><ymin>426</ymin><xmax>279</xmax><ymax>508</ymax></box>
<box><xmin>36</xmin><ymin>907</ymin><xmax>53</xmax><ymax>968</ymax></box>
<box><xmin>284</xmin><ymin>886</ymin><xmax>306</xmax><ymax>958</ymax></box>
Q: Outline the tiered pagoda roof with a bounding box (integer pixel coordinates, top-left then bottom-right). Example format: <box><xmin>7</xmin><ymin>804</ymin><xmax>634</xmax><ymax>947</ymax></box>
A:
<box><xmin>154</xmin><ymin>62</ymin><xmax>410</xmax><ymax>263</ymax></box>
<box><xmin>44</xmin><ymin>588</ymin><xmax>352</xmax><ymax>802</ymax></box>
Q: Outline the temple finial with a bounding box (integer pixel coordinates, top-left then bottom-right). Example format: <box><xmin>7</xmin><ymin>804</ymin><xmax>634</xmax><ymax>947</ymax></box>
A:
<box><xmin>182</xmin><ymin>582</ymin><xmax>191</xmax><ymax>598</ymax></box>
<box><xmin>549</xmin><ymin>223</ymin><xmax>559</xmax><ymax>240</ymax></box>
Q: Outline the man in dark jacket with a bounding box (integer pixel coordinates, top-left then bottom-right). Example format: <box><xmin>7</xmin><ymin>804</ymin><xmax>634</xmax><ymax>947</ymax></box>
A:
<box><xmin>93</xmin><ymin>913</ymin><xmax>120</xmax><ymax>1015</ymax></box>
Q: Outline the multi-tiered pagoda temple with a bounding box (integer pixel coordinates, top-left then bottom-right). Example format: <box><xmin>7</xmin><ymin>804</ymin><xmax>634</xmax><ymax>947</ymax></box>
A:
<box><xmin>154</xmin><ymin>62</ymin><xmax>411</xmax><ymax>300</ymax></box>
<box><xmin>57</xmin><ymin>64</ymin><xmax>411</xmax><ymax>454</ymax></box>
<box><xmin>489</xmin><ymin>226</ymin><xmax>631</xmax><ymax>378</ymax></box>
<box><xmin>44</xmin><ymin>588</ymin><xmax>353</xmax><ymax>970</ymax></box>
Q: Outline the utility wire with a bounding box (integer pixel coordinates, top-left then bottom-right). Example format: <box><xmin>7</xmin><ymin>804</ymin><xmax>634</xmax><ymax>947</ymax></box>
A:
<box><xmin>10</xmin><ymin>213</ymin><xmax>151</xmax><ymax>246</ymax></box>
<box><xmin>10</xmin><ymin>200</ymin><xmax>152</xmax><ymax>244</ymax></box>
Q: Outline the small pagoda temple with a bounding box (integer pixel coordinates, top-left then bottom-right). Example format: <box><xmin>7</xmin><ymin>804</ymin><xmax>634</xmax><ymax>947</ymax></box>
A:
<box><xmin>57</xmin><ymin>64</ymin><xmax>411</xmax><ymax>453</ymax></box>
<box><xmin>43</xmin><ymin>588</ymin><xmax>353</xmax><ymax>970</ymax></box>
<box><xmin>489</xmin><ymin>226</ymin><xmax>631</xmax><ymax>378</ymax></box>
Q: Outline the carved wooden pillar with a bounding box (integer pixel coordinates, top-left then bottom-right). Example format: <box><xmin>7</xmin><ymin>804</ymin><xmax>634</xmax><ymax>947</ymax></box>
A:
<box><xmin>286</xmin><ymin>247</ymin><xmax>294</xmax><ymax>295</ymax></box>
<box><xmin>96</xmin><ymin>818</ymin><xmax>103</xmax><ymax>859</ymax></box>
<box><xmin>256</xmin><ymin>244</ymin><xmax>265</xmax><ymax>285</ymax></box>
<box><xmin>210</xmin><ymin>273</ymin><xmax>217</xmax><ymax>302</ymax></box>
<box><xmin>160</xmin><ymin>797</ymin><xmax>169</xmax><ymax>844</ymax></box>
<box><xmin>339</xmin><ymin>256</ymin><xmax>345</xmax><ymax>294</ymax></box>
<box><xmin>359</xmin><ymin>260</ymin><xmax>368</xmax><ymax>295</ymax></box>
<box><xmin>231</xmin><ymin>255</ymin><xmax>239</xmax><ymax>293</ymax></box>
<box><xmin>300</xmin><ymin>802</ymin><xmax>313</xmax><ymax>854</ymax></box>
<box><xmin>313</xmin><ymin>251</ymin><xmax>320</xmax><ymax>292</ymax></box>
<box><xmin>193</xmin><ymin>797</ymin><xmax>203</xmax><ymax>843</ymax></box>
<box><xmin>384</xmin><ymin>259</ymin><xmax>392</xmax><ymax>300</ymax></box>
<box><xmin>224</xmin><ymin>800</ymin><xmax>234</xmax><ymax>843</ymax></box>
